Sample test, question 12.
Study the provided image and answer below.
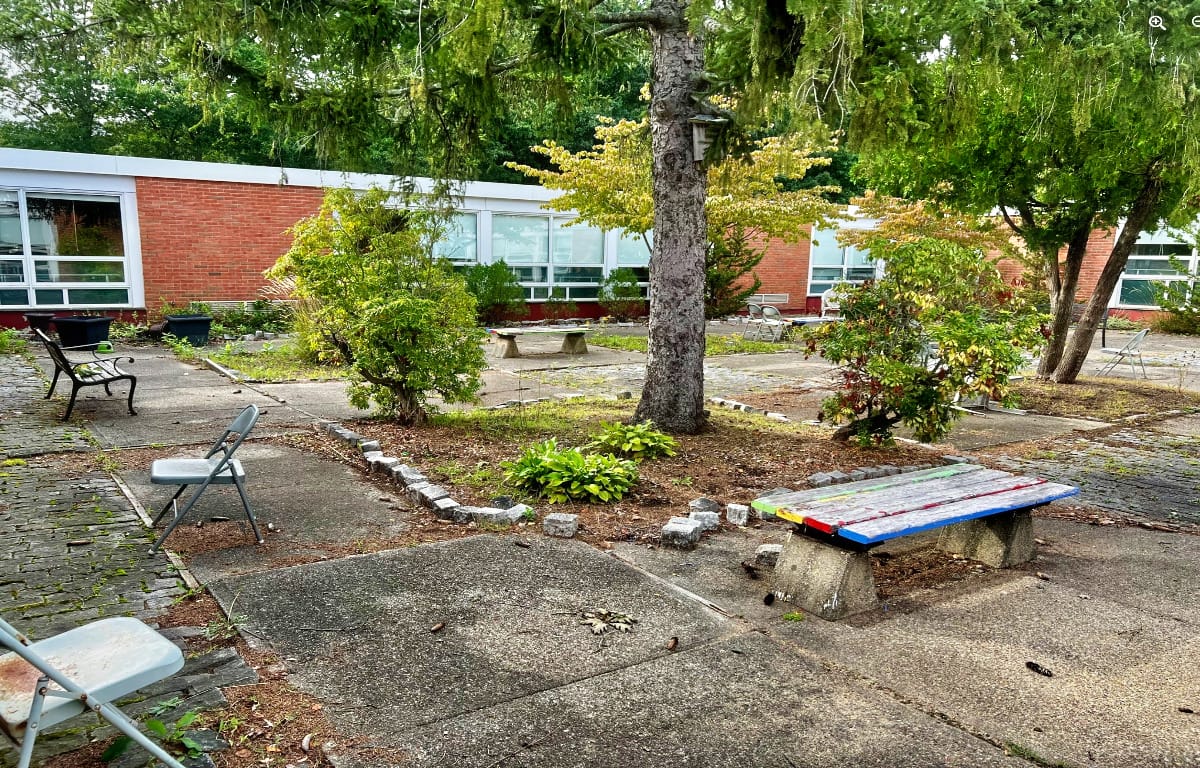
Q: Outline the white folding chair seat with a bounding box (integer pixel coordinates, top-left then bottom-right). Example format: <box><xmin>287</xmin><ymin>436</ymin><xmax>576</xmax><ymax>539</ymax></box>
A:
<box><xmin>0</xmin><ymin>617</ymin><xmax>186</xmax><ymax>768</ymax></box>
<box><xmin>1097</xmin><ymin>329</ymin><xmax>1149</xmax><ymax>378</ymax></box>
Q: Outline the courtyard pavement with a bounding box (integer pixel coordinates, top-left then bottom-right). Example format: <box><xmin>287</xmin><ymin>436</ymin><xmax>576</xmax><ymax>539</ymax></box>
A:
<box><xmin>1</xmin><ymin>327</ymin><xmax>1199</xmax><ymax>767</ymax></box>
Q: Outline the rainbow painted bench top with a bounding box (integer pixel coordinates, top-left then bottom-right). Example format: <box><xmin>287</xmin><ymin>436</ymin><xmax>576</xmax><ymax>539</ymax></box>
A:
<box><xmin>752</xmin><ymin>463</ymin><xmax>1078</xmax><ymax>547</ymax></box>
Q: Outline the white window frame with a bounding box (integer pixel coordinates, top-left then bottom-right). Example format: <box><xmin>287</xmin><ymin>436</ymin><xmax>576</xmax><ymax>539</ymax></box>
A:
<box><xmin>1114</xmin><ymin>229</ymin><xmax>1198</xmax><ymax>310</ymax></box>
<box><xmin>0</xmin><ymin>170</ymin><xmax>142</xmax><ymax>310</ymax></box>
<box><xmin>807</xmin><ymin>219</ymin><xmax>881</xmax><ymax>297</ymax></box>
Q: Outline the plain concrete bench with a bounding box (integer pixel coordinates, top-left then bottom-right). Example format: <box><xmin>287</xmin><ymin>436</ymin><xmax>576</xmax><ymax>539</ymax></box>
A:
<box><xmin>489</xmin><ymin>326</ymin><xmax>591</xmax><ymax>358</ymax></box>
<box><xmin>752</xmin><ymin>464</ymin><xmax>1078</xmax><ymax>620</ymax></box>
<box><xmin>34</xmin><ymin>328</ymin><xmax>137</xmax><ymax>421</ymax></box>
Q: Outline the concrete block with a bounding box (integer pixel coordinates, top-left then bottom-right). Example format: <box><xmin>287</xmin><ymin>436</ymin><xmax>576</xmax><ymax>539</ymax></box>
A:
<box><xmin>405</xmin><ymin>481</ymin><xmax>431</xmax><ymax>503</ymax></box>
<box><xmin>416</xmin><ymin>485</ymin><xmax>450</xmax><ymax>508</ymax></box>
<box><xmin>358</xmin><ymin>439</ymin><xmax>381</xmax><ymax>453</ymax></box>
<box><xmin>689</xmin><ymin>510</ymin><xmax>721</xmax><ymax>531</ymax></box>
<box><xmin>432</xmin><ymin>496</ymin><xmax>462</xmax><ymax>521</ymax></box>
<box><xmin>725</xmin><ymin>503</ymin><xmax>750</xmax><ymax>526</ymax></box>
<box><xmin>755</xmin><ymin>543</ymin><xmax>783</xmax><ymax>567</ymax></box>
<box><xmin>942</xmin><ymin>455</ymin><xmax>977</xmax><ymax>465</ymax></box>
<box><xmin>860</xmin><ymin>466</ymin><xmax>885</xmax><ymax>479</ymax></box>
<box><xmin>825</xmin><ymin>470</ymin><xmax>850</xmax><ymax>484</ymax></box>
<box><xmin>877</xmin><ymin>464</ymin><xmax>901</xmax><ymax>476</ymax></box>
<box><xmin>543</xmin><ymin>512</ymin><xmax>578</xmax><ymax>538</ymax></box>
<box><xmin>367</xmin><ymin>455</ymin><xmax>400</xmax><ymax>474</ymax></box>
<box><xmin>938</xmin><ymin>510</ymin><xmax>1035</xmax><ymax>568</ymax></box>
<box><xmin>689</xmin><ymin>497</ymin><xmax>721</xmax><ymax>514</ymax></box>
<box><xmin>362</xmin><ymin>450</ymin><xmax>385</xmax><ymax>462</ymax></box>
<box><xmin>468</xmin><ymin>506</ymin><xmax>511</xmax><ymax>526</ymax></box>
<box><xmin>503</xmin><ymin>503</ymin><xmax>533</xmax><ymax>523</ymax></box>
<box><xmin>772</xmin><ymin>532</ymin><xmax>879</xmax><ymax>620</ymax></box>
<box><xmin>661</xmin><ymin>517</ymin><xmax>703</xmax><ymax>549</ymax></box>
<box><xmin>808</xmin><ymin>472</ymin><xmax>834</xmax><ymax>487</ymax></box>
<box><xmin>394</xmin><ymin>465</ymin><xmax>427</xmax><ymax>486</ymax></box>
<box><xmin>848</xmin><ymin>469</ymin><xmax>867</xmax><ymax>482</ymax></box>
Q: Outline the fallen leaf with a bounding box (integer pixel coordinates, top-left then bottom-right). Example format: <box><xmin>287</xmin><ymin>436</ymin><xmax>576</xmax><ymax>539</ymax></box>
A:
<box><xmin>666</xmin><ymin>636</ymin><xmax>679</xmax><ymax>651</ymax></box>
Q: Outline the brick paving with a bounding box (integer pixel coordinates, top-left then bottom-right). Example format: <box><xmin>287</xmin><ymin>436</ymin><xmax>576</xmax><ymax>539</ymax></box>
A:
<box><xmin>992</xmin><ymin>425</ymin><xmax>1200</xmax><ymax>529</ymax></box>
<box><xmin>0</xmin><ymin>352</ymin><xmax>253</xmax><ymax>767</ymax></box>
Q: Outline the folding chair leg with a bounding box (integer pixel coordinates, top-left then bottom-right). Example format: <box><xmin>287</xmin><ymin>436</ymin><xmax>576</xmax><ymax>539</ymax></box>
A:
<box><xmin>233</xmin><ymin>475</ymin><xmax>265</xmax><ymax>544</ymax></box>
<box><xmin>16</xmin><ymin>676</ymin><xmax>47</xmax><ymax>768</ymax></box>
<box><xmin>150</xmin><ymin>479</ymin><xmax>215</xmax><ymax>554</ymax></box>
<box><xmin>152</xmin><ymin>485</ymin><xmax>189</xmax><ymax>527</ymax></box>
<box><xmin>93</xmin><ymin>698</ymin><xmax>187</xmax><ymax>768</ymax></box>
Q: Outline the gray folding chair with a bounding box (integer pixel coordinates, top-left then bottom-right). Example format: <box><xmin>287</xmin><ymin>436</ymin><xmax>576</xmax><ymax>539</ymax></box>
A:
<box><xmin>741</xmin><ymin>302</ymin><xmax>765</xmax><ymax>338</ymax></box>
<box><xmin>0</xmin><ymin>615</ymin><xmax>186</xmax><ymax>768</ymax></box>
<box><xmin>1097</xmin><ymin>329</ymin><xmax>1149</xmax><ymax>378</ymax></box>
<box><xmin>149</xmin><ymin>404</ymin><xmax>264</xmax><ymax>554</ymax></box>
<box><xmin>760</xmin><ymin>305</ymin><xmax>789</xmax><ymax>342</ymax></box>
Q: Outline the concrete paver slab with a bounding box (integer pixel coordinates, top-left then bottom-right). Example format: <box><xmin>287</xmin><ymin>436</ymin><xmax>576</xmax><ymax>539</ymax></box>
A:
<box><xmin>381</xmin><ymin>632</ymin><xmax>1023</xmax><ymax>768</ymax></box>
<box><xmin>121</xmin><ymin>443</ymin><xmax>413</xmax><ymax>583</ymax></box>
<box><xmin>209</xmin><ymin>537</ymin><xmax>730</xmax><ymax>730</ymax></box>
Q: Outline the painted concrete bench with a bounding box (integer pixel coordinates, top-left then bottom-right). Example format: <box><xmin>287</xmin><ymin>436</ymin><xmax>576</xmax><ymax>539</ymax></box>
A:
<box><xmin>489</xmin><ymin>326</ymin><xmax>591</xmax><ymax>358</ymax></box>
<box><xmin>752</xmin><ymin>464</ymin><xmax>1078</xmax><ymax>620</ymax></box>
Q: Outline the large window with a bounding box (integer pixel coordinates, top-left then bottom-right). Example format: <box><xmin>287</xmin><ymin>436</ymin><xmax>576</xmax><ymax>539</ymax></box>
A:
<box><xmin>808</xmin><ymin>227</ymin><xmax>877</xmax><ymax>296</ymax></box>
<box><xmin>0</xmin><ymin>187</ymin><xmax>134</xmax><ymax>308</ymax></box>
<box><xmin>432</xmin><ymin>212</ymin><xmax>478</xmax><ymax>267</ymax></box>
<box><xmin>1116</xmin><ymin>240</ymin><xmax>1197</xmax><ymax>308</ymax></box>
<box><xmin>492</xmin><ymin>214</ymin><xmax>604</xmax><ymax>301</ymax></box>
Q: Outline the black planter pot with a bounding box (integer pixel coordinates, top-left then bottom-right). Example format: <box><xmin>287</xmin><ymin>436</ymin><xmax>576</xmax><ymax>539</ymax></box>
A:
<box><xmin>165</xmin><ymin>314</ymin><xmax>213</xmax><ymax>347</ymax></box>
<box><xmin>23</xmin><ymin>312</ymin><xmax>56</xmax><ymax>334</ymax></box>
<box><xmin>53</xmin><ymin>316</ymin><xmax>113</xmax><ymax>351</ymax></box>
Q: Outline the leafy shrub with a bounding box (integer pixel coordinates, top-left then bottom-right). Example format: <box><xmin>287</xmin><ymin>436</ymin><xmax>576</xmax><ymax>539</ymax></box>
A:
<box><xmin>587</xmin><ymin>421</ymin><xmax>677</xmax><ymax>460</ymax></box>
<box><xmin>211</xmin><ymin>299</ymin><xmax>293</xmax><ymax>336</ymax></box>
<box><xmin>268</xmin><ymin>187</ymin><xmax>486</xmax><ymax>424</ymax></box>
<box><xmin>542</xmin><ymin>295</ymin><xmax>579</xmax><ymax>322</ymax></box>
<box><xmin>463</xmin><ymin>261</ymin><xmax>527</xmax><ymax>325</ymax></box>
<box><xmin>598</xmin><ymin>268</ymin><xmax>646</xmax><ymax>321</ymax></box>
<box><xmin>1153</xmin><ymin>272</ymin><xmax>1200</xmax><ymax>335</ymax></box>
<box><xmin>1103</xmin><ymin>313</ymin><xmax>1139</xmax><ymax>331</ymax></box>
<box><xmin>0</xmin><ymin>328</ymin><xmax>27</xmax><ymax>354</ymax></box>
<box><xmin>809</xmin><ymin>227</ymin><xmax>1045</xmax><ymax>444</ymax></box>
<box><xmin>504</xmin><ymin>438</ymin><xmax>638</xmax><ymax>503</ymax></box>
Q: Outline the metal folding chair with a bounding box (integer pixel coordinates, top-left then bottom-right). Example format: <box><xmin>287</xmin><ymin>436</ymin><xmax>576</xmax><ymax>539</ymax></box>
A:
<box><xmin>1097</xmin><ymin>329</ymin><xmax>1149</xmax><ymax>378</ymax></box>
<box><xmin>0</xmin><ymin>616</ymin><xmax>186</xmax><ymax>768</ymax></box>
<box><xmin>741</xmin><ymin>302</ymin><xmax>765</xmax><ymax>339</ymax></box>
<box><xmin>149</xmin><ymin>404</ymin><xmax>264</xmax><ymax>554</ymax></box>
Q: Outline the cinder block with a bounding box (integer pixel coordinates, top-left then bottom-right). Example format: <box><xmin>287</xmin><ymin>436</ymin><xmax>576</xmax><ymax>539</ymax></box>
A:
<box><xmin>689</xmin><ymin>498</ymin><xmax>721</xmax><ymax>514</ymax></box>
<box><xmin>771</xmin><ymin>532</ymin><xmax>879</xmax><ymax>620</ymax></box>
<box><xmin>661</xmin><ymin>517</ymin><xmax>703</xmax><ymax>549</ymax></box>
<box><xmin>725</xmin><ymin>503</ymin><xmax>750</xmax><ymax>526</ymax></box>
<box><xmin>543</xmin><ymin>512</ymin><xmax>578</xmax><ymax>538</ymax></box>
<box><xmin>689</xmin><ymin>510</ymin><xmax>721</xmax><ymax>531</ymax></box>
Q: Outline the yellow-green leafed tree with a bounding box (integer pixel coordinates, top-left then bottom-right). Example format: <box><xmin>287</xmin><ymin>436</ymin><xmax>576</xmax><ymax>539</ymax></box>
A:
<box><xmin>510</xmin><ymin>118</ymin><xmax>840</xmax><ymax>318</ymax></box>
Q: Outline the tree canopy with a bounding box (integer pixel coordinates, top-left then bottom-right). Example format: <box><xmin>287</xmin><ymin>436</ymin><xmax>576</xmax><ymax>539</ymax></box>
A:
<box><xmin>849</xmin><ymin>0</ymin><xmax>1200</xmax><ymax>383</ymax></box>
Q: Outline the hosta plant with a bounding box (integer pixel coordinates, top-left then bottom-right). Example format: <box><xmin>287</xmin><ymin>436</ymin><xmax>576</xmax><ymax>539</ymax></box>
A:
<box><xmin>586</xmin><ymin>421</ymin><xmax>677</xmax><ymax>461</ymax></box>
<box><xmin>504</xmin><ymin>439</ymin><xmax>638</xmax><ymax>503</ymax></box>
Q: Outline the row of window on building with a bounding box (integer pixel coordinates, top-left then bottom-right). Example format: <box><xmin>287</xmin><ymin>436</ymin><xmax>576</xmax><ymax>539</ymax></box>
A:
<box><xmin>2</xmin><ymin>185</ymin><xmax>1197</xmax><ymax>310</ymax></box>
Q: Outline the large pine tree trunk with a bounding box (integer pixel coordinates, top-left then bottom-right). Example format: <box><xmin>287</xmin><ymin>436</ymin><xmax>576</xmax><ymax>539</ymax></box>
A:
<box><xmin>1053</xmin><ymin>177</ymin><xmax>1163</xmax><ymax>382</ymax></box>
<box><xmin>633</xmin><ymin>0</ymin><xmax>708</xmax><ymax>434</ymax></box>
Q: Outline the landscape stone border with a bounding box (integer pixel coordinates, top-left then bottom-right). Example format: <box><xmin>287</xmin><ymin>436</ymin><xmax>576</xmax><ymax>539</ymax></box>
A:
<box><xmin>316</xmin><ymin>420</ymin><xmax>978</xmax><ymax>551</ymax></box>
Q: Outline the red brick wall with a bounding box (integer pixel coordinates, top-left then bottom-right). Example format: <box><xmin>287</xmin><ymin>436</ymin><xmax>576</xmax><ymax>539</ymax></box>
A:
<box><xmin>135</xmin><ymin>178</ymin><xmax>325</xmax><ymax>313</ymax></box>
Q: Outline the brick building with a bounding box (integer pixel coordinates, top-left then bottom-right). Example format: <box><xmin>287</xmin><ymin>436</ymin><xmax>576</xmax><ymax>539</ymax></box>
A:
<box><xmin>1</xmin><ymin>148</ymin><xmax>1194</xmax><ymax>326</ymax></box>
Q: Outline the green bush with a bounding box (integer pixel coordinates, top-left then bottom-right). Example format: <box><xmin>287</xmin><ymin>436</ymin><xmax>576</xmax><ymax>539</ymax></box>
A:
<box><xmin>542</xmin><ymin>295</ymin><xmax>579</xmax><ymax>322</ymax></box>
<box><xmin>1153</xmin><ymin>273</ymin><xmax>1200</xmax><ymax>335</ymax></box>
<box><xmin>268</xmin><ymin>187</ymin><xmax>486</xmax><ymax>425</ymax></box>
<box><xmin>0</xmin><ymin>328</ymin><xmax>27</xmax><ymax>354</ymax></box>
<box><xmin>503</xmin><ymin>438</ymin><xmax>638</xmax><ymax>503</ymax></box>
<box><xmin>586</xmin><ymin>421</ymin><xmax>677</xmax><ymax>460</ymax></box>
<box><xmin>211</xmin><ymin>299</ymin><xmax>293</xmax><ymax>336</ymax></box>
<box><xmin>463</xmin><ymin>261</ymin><xmax>527</xmax><ymax>325</ymax></box>
<box><xmin>597</xmin><ymin>268</ymin><xmax>646</xmax><ymax>321</ymax></box>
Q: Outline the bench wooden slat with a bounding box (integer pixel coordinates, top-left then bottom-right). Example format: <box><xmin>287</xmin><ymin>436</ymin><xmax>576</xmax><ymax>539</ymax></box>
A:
<box><xmin>793</xmin><ymin>470</ymin><xmax>1035</xmax><ymax>530</ymax></box>
<box><xmin>839</xmin><ymin>482</ymin><xmax>1079</xmax><ymax>544</ymax></box>
<box><xmin>751</xmin><ymin>464</ymin><xmax>982</xmax><ymax>517</ymax></box>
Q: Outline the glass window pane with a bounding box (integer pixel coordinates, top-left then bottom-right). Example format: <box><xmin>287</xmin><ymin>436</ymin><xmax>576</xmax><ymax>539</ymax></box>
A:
<box><xmin>0</xmin><ymin>260</ymin><xmax>24</xmax><ymax>282</ymax></box>
<box><xmin>0</xmin><ymin>191</ymin><xmax>21</xmax><ymax>256</ymax></box>
<box><xmin>811</xmin><ymin>267</ymin><xmax>844</xmax><ymax>281</ymax></box>
<box><xmin>0</xmin><ymin>289</ymin><xmax>27</xmax><ymax>305</ymax></box>
<box><xmin>553</xmin><ymin>266</ymin><xmax>603</xmax><ymax>284</ymax></box>
<box><xmin>809</xmin><ymin>231</ymin><xmax>845</xmax><ymax>266</ymax></box>
<box><xmin>530</xmin><ymin>286</ymin><xmax>549</xmax><ymax>300</ymax></box>
<box><xmin>34</xmin><ymin>260</ymin><xmax>125</xmax><ymax>283</ymax></box>
<box><xmin>846</xmin><ymin>267</ymin><xmax>876</xmax><ymax>281</ymax></box>
<box><xmin>67</xmin><ymin>288</ymin><xmax>129</xmax><ymax>304</ymax></box>
<box><xmin>510</xmin><ymin>266</ymin><xmax>548</xmax><ymax>283</ymax></box>
<box><xmin>1119</xmin><ymin>280</ymin><xmax>1158</xmax><ymax>305</ymax></box>
<box><xmin>35</xmin><ymin>289</ymin><xmax>63</xmax><ymax>305</ymax></box>
<box><xmin>553</xmin><ymin>220</ymin><xmax>603</xmax><ymax>264</ymax></box>
<box><xmin>26</xmin><ymin>194</ymin><xmax>124</xmax><ymax>257</ymax></box>
<box><xmin>1161</xmin><ymin>244</ymin><xmax>1193</xmax><ymax>256</ymax></box>
<box><xmin>1125</xmin><ymin>258</ymin><xmax>1166</xmax><ymax>275</ymax></box>
<box><xmin>616</xmin><ymin>231</ymin><xmax>651</xmax><ymax>266</ymax></box>
<box><xmin>846</xmin><ymin>245</ymin><xmax>873</xmax><ymax>267</ymax></box>
<box><xmin>621</xmin><ymin>266</ymin><xmax>650</xmax><ymax>283</ymax></box>
<box><xmin>433</xmin><ymin>212</ymin><xmax>477</xmax><ymax>263</ymax></box>
<box><xmin>568</xmin><ymin>286</ymin><xmax>600</xmax><ymax>300</ymax></box>
<box><xmin>809</xmin><ymin>282</ymin><xmax>835</xmax><ymax>296</ymax></box>
<box><xmin>493</xmin><ymin>215</ymin><xmax>549</xmax><ymax>263</ymax></box>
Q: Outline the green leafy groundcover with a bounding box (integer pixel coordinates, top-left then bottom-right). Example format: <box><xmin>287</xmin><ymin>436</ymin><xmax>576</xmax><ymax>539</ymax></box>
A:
<box><xmin>503</xmin><ymin>438</ymin><xmax>638</xmax><ymax>503</ymax></box>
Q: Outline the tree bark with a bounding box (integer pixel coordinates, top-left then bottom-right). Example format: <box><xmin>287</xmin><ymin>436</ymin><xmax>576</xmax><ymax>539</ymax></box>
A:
<box><xmin>1053</xmin><ymin>175</ymin><xmax>1163</xmax><ymax>382</ymax></box>
<box><xmin>1036</xmin><ymin>223</ymin><xmax>1091</xmax><ymax>377</ymax></box>
<box><xmin>633</xmin><ymin>0</ymin><xmax>708</xmax><ymax>434</ymax></box>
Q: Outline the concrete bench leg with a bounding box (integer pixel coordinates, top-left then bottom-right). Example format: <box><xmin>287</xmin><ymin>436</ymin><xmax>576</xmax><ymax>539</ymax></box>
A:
<box><xmin>771</xmin><ymin>531</ymin><xmax>879</xmax><ymax>620</ymax></box>
<box><xmin>560</xmin><ymin>333</ymin><xmax>588</xmax><ymax>354</ymax></box>
<box><xmin>938</xmin><ymin>509</ymin><xmax>1034</xmax><ymax>568</ymax></box>
<box><xmin>494</xmin><ymin>335</ymin><xmax>520</xmax><ymax>358</ymax></box>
